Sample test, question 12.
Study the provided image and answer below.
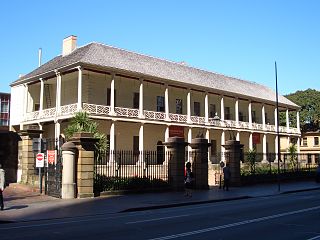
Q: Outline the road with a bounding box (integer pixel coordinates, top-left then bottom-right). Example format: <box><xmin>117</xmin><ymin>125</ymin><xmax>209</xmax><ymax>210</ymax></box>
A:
<box><xmin>0</xmin><ymin>190</ymin><xmax>319</xmax><ymax>240</ymax></box>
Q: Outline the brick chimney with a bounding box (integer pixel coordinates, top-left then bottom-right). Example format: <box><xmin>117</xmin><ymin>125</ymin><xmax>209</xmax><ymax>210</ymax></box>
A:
<box><xmin>62</xmin><ymin>35</ymin><xmax>77</xmax><ymax>56</ymax></box>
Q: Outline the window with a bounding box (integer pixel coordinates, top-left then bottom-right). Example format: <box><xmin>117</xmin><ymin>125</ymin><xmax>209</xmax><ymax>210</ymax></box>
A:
<box><xmin>194</xmin><ymin>102</ymin><xmax>200</xmax><ymax>116</ymax></box>
<box><xmin>314</xmin><ymin>137</ymin><xmax>319</xmax><ymax>146</ymax></box>
<box><xmin>252</xmin><ymin>110</ymin><xmax>256</xmax><ymax>122</ymax></box>
<box><xmin>302</xmin><ymin>138</ymin><xmax>307</xmax><ymax>146</ymax></box>
<box><xmin>157</xmin><ymin>96</ymin><xmax>165</xmax><ymax>112</ymax></box>
<box><xmin>1</xmin><ymin>102</ymin><xmax>9</xmax><ymax>113</ymax></box>
<box><xmin>176</xmin><ymin>99</ymin><xmax>182</xmax><ymax>114</ymax></box>
<box><xmin>133</xmin><ymin>92</ymin><xmax>139</xmax><ymax>109</ymax></box>
<box><xmin>225</xmin><ymin>107</ymin><xmax>231</xmax><ymax>120</ymax></box>
<box><xmin>239</xmin><ymin>112</ymin><xmax>245</xmax><ymax>121</ymax></box>
<box><xmin>34</xmin><ymin>103</ymin><xmax>40</xmax><ymax>111</ymax></box>
<box><xmin>133</xmin><ymin>136</ymin><xmax>139</xmax><ymax>154</ymax></box>
<box><xmin>209</xmin><ymin>104</ymin><xmax>216</xmax><ymax>118</ymax></box>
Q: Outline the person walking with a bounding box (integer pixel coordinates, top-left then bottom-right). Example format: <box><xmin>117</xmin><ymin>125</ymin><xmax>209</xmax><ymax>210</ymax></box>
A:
<box><xmin>0</xmin><ymin>164</ymin><xmax>6</xmax><ymax>210</ymax></box>
<box><xmin>223</xmin><ymin>163</ymin><xmax>231</xmax><ymax>191</ymax></box>
<box><xmin>184</xmin><ymin>162</ymin><xmax>194</xmax><ymax>197</ymax></box>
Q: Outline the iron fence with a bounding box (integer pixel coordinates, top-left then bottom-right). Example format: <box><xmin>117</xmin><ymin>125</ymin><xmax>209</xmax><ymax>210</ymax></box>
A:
<box><xmin>94</xmin><ymin>150</ymin><xmax>171</xmax><ymax>193</ymax></box>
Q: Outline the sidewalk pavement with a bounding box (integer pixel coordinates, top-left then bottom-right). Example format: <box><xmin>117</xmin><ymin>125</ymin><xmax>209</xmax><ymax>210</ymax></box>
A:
<box><xmin>1</xmin><ymin>181</ymin><xmax>319</xmax><ymax>223</ymax></box>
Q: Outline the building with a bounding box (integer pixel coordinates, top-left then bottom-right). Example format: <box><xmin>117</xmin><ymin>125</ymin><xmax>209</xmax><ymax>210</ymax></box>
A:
<box><xmin>0</xmin><ymin>92</ymin><xmax>10</xmax><ymax>130</ymax></box>
<box><xmin>299</xmin><ymin>131</ymin><xmax>320</xmax><ymax>164</ymax></box>
<box><xmin>10</xmin><ymin>36</ymin><xmax>300</xmax><ymax>162</ymax></box>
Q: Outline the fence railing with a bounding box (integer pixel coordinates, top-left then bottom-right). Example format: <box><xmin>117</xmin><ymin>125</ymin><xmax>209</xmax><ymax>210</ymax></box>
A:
<box><xmin>94</xmin><ymin>150</ymin><xmax>171</xmax><ymax>193</ymax></box>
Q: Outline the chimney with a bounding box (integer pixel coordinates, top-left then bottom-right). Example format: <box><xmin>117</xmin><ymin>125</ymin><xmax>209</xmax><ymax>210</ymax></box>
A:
<box><xmin>62</xmin><ymin>35</ymin><xmax>77</xmax><ymax>56</ymax></box>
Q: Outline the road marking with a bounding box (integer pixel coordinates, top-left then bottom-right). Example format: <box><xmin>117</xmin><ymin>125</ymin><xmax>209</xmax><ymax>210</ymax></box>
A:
<box><xmin>307</xmin><ymin>236</ymin><xmax>320</xmax><ymax>240</ymax></box>
<box><xmin>126</xmin><ymin>214</ymin><xmax>190</xmax><ymax>224</ymax></box>
<box><xmin>148</xmin><ymin>205</ymin><xmax>320</xmax><ymax>240</ymax></box>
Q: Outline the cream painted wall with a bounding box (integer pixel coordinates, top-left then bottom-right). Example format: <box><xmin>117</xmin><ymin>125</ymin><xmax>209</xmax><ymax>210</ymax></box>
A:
<box><xmin>27</xmin><ymin>83</ymin><xmax>40</xmax><ymax>112</ymax></box>
<box><xmin>208</xmin><ymin>94</ymin><xmax>220</xmax><ymax>118</ymax></box>
<box><xmin>61</xmin><ymin>72</ymin><xmax>77</xmax><ymax>105</ymax></box>
<box><xmin>224</xmin><ymin>97</ymin><xmax>235</xmax><ymax>120</ymax></box>
<box><xmin>144</xmin><ymin>124</ymin><xmax>166</xmax><ymax>150</ymax></box>
<box><xmin>43</xmin><ymin>77</ymin><xmax>57</xmax><ymax>108</ymax></box>
<box><xmin>240</xmin><ymin>131</ymin><xmax>251</xmax><ymax>152</ymax></box>
<box><xmin>144</xmin><ymin>82</ymin><xmax>165</xmax><ymax>111</ymax></box>
<box><xmin>238</xmin><ymin>100</ymin><xmax>249</xmax><ymax>122</ymax></box>
<box><xmin>251</xmin><ymin>103</ymin><xmax>262</xmax><ymax>123</ymax></box>
<box><xmin>265</xmin><ymin>105</ymin><xmax>275</xmax><ymax>125</ymax></box>
<box><xmin>267</xmin><ymin>134</ymin><xmax>275</xmax><ymax>153</ymax></box>
<box><xmin>114</xmin><ymin>121</ymin><xmax>140</xmax><ymax>150</ymax></box>
<box><xmin>10</xmin><ymin>85</ymin><xmax>25</xmax><ymax>126</ymax></box>
<box><xmin>116</xmin><ymin>76</ymin><xmax>140</xmax><ymax>108</ymax></box>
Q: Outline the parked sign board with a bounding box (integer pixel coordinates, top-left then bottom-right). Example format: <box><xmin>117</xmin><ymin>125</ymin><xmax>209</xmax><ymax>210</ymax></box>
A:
<box><xmin>36</xmin><ymin>153</ymin><xmax>45</xmax><ymax>168</ymax></box>
<box><xmin>47</xmin><ymin>150</ymin><xmax>56</xmax><ymax>165</ymax></box>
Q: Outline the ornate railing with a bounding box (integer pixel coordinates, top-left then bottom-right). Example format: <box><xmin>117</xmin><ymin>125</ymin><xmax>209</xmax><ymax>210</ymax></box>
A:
<box><xmin>239</xmin><ymin>121</ymin><xmax>250</xmax><ymax>129</ymax></box>
<box><xmin>115</xmin><ymin>107</ymin><xmax>139</xmax><ymax>118</ymax></box>
<box><xmin>144</xmin><ymin>110</ymin><xmax>166</xmax><ymax>121</ymax></box>
<box><xmin>279</xmin><ymin>126</ymin><xmax>287</xmax><ymax>133</ymax></box>
<box><xmin>60</xmin><ymin>104</ymin><xmax>77</xmax><ymax>116</ymax></box>
<box><xmin>190</xmin><ymin>116</ymin><xmax>205</xmax><ymax>125</ymax></box>
<box><xmin>83</xmin><ymin>103</ymin><xmax>110</xmax><ymax>115</ymax></box>
<box><xmin>169</xmin><ymin>113</ymin><xmax>188</xmax><ymax>123</ymax></box>
<box><xmin>42</xmin><ymin>107</ymin><xmax>56</xmax><ymax>118</ymax></box>
<box><xmin>208</xmin><ymin>118</ymin><xmax>223</xmax><ymax>127</ymax></box>
<box><xmin>252</xmin><ymin>122</ymin><xmax>264</xmax><ymax>130</ymax></box>
<box><xmin>25</xmin><ymin>111</ymin><xmax>40</xmax><ymax>121</ymax></box>
<box><xmin>225</xmin><ymin>120</ymin><xmax>237</xmax><ymax>128</ymax></box>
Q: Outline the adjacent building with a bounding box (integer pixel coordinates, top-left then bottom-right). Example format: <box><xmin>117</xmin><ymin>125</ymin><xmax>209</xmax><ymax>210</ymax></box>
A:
<box><xmin>10</xmin><ymin>36</ymin><xmax>300</xmax><ymax>162</ymax></box>
<box><xmin>299</xmin><ymin>130</ymin><xmax>320</xmax><ymax>164</ymax></box>
<box><xmin>0</xmin><ymin>92</ymin><xmax>10</xmax><ymax>130</ymax></box>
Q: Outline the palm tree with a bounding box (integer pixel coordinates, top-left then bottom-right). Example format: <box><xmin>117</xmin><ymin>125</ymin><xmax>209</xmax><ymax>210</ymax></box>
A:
<box><xmin>64</xmin><ymin>111</ymin><xmax>107</xmax><ymax>150</ymax></box>
<box><xmin>287</xmin><ymin>143</ymin><xmax>298</xmax><ymax>171</ymax></box>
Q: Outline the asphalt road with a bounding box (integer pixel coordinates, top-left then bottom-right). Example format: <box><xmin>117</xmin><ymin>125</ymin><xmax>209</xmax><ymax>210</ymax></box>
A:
<box><xmin>1</xmin><ymin>190</ymin><xmax>319</xmax><ymax>240</ymax></box>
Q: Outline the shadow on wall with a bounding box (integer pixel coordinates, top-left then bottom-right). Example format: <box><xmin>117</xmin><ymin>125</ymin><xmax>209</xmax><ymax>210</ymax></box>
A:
<box><xmin>0</xmin><ymin>131</ymin><xmax>21</xmax><ymax>184</ymax></box>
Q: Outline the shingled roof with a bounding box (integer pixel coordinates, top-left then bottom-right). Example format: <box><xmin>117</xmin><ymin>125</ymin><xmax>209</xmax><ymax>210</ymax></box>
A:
<box><xmin>12</xmin><ymin>42</ymin><xmax>298</xmax><ymax>108</ymax></box>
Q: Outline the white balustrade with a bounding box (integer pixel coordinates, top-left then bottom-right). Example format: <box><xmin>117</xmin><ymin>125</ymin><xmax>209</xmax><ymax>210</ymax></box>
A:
<box><xmin>144</xmin><ymin>110</ymin><xmax>166</xmax><ymax>121</ymax></box>
<box><xmin>25</xmin><ymin>111</ymin><xmax>40</xmax><ymax>121</ymax></box>
<box><xmin>169</xmin><ymin>113</ymin><xmax>188</xmax><ymax>123</ymax></box>
<box><xmin>60</xmin><ymin>103</ymin><xmax>77</xmax><ymax>116</ymax></box>
<box><xmin>252</xmin><ymin>122</ymin><xmax>264</xmax><ymax>130</ymax></box>
<box><xmin>83</xmin><ymin>103</ymin><xmax>110</xmax><ymax>115</ymax></box>
<box><xmin>42</xmin><ymin>107</ymin><xmax>56</xmax><ymax>118</ymax></box>
<box><xmin>190</xmin><ymin>116</ymin><xmax>205</xmax><ymax>124</ymax></box>
<box><xmin>239</xmin><ymin>121</ymin><xmax>250</xmax><ymax>129</ymax></box>
<box><xmin>115</xmin><ymin>107</ymin><xmax>139</xmax><ymax>118</ymax></box>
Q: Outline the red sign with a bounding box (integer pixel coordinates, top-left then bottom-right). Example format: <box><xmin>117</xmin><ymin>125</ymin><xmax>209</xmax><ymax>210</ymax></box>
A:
<box><xmin>169</xmin><ymin>126</ymin><xmax>184</xmax><ymax>138</ymax></box>
<box><xmin>36</xmin><ymin>153</ymin><xmax>44</xmax><ymax>161</ymax></box>
<box><xmin>36</xmin><ymin>153</ymin><xmax>45</xmax><ymax>168</ymax></box>
<box><xmin>47</xmin><ymin>150</ymin><xmax>56</xmax><ymax>165</ymax></box>
<box><xmin>252</xmin><ymin>133</ymin><xmax>261</xmax><ymax>144</ymax></box>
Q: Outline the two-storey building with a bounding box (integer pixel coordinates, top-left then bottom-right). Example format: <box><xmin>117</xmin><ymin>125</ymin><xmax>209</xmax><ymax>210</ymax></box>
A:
<box><xmin>10</xmin><ymin>36</ymin><xmax>300</xmax><ymax>162</ymax></box>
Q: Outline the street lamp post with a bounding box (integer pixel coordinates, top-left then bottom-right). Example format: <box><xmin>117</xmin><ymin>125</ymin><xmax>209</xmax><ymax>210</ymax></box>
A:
<box><xmin>275</xmin><ymin>61</ymin><xmax>281</xmax><ymax>192</ymax></box>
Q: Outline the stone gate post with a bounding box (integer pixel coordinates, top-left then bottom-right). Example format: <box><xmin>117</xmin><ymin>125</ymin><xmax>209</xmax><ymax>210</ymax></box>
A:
<box><xmin>222</xmin><ymin>140</ymin><xmax>244</xmax><ymax>187</ymax></box>
<box><xmin>61</xmin><ymin>141</ymin><xmax>77</xmax><ymax>199</ymax></box>
<box><xmin>189</xmin><ymin>138</ymin><xmax>211</xmax><ymax>189</ymax></box>
<box><xmin>164</xmin><ymin>137</ymin><xmax>188</xmax><ymax>191</ymax></box>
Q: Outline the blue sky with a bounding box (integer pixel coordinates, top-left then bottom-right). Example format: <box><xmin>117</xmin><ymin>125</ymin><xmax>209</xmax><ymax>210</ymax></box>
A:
<box><xmin>1</xmin><ymin>0</ymin><xmax>319</xmax><ymax>95</ymax></box>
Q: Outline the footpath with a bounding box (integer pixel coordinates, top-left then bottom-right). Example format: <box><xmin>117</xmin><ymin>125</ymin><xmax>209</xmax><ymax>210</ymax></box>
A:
<box><xmin>1</xmin><ymin>181</ymin><xmax>319</xmax><ymax>223</ymax></box>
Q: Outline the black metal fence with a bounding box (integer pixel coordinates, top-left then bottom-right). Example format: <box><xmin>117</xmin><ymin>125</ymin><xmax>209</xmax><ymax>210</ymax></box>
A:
<box><xmin>94</xmin><ymin>150</ymin><xmax>171</xmax><ymax>194</ymax></box>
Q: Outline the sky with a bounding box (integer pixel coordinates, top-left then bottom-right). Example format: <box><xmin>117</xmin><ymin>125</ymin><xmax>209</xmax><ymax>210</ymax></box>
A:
<box><xmin>1</xmin><ymin>0</ymin><xmax>319</xmax><ymax>95</ymax></box>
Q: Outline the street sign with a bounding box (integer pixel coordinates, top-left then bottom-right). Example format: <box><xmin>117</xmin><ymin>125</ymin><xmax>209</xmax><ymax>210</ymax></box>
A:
<box><xmin>36</xmin><ymin>153</ymin><xmax>45</xmax><ymax>168</ymax></box>
<box><xmin>47</xmin><ymin>150</ymin><xmax>56</xmax><ymax>165</ymax></box>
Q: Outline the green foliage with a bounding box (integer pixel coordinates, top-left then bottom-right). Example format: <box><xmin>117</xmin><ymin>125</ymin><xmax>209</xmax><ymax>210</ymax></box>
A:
<box><xmin>94</xmin><ymin>176</ymin><xmax>170</xmax><ymax>192</ymax></box>
<box><xmin>246</xmin><ymin>149</ymin><xmax>257</xmax><ymax>173</ymax></box>
<box><xmin>287</xmin><ymin>143</ymin><xmax>298</xmax><ymax>170</ymax></box>
<box><xmin>64</xmin><ymin>111</ymin><xmax>108</xmax><ymax>150</ymax></box>
<box><xmin>280</xmin><ymin>89</ymin><xmax>320</xmax><ymax>130</ymax></box>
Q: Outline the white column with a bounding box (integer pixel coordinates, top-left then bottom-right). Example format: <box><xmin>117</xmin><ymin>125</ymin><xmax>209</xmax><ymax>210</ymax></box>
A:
<box><xmin>274</xmin><ymin>107</ymin><xmax>278</xmax><ymax>132</ymax></box>
<box><xmin>55</xmin><ymin>71</ymin><xmax>61</xmax><ymax>114</ymax></box>
<box><xmin>187</xmin><ymin>89</ymin><xmax>191</xmax><ymax>122</ymax></box>
<box><xmin>248</xmin><ymin>101</ymin><xmax>252</xmax><ymax>128</ymax></box>
<box><xmin>188</xmin><ymin>127</ymin><xmax>192</xmax><ymax>161</ymax></box>
<box><xmin>236</xmin><ymin>131</ymin><xmax>240</xmax><ymax>141</ymax></box>
<box><xmin>262</xmin><ymin>104</ymin><xmax>266</xmax><ymax>129</ymax></box>
<box><xmin>165</xmin><ymin>84</ymin><xmax>170</xmax><ymax>121</ymax></box>
<box><xmin>165</xmin><ymin>125</ymin><xmax>170</xmax><ymax>142</ymax></box>
<box><xmin>110</xmin><ymin>73</ymin><xmax>115</xmax><ymax>115</ymax></box>
<box><xmin>221</xmin><ymin>130</ymin><xmax>225</xmax><ymax>161</ymax></box>
<box><xmin>235</xmin><ymin>98</ymin><xmax>239</xmax><ymax>125</ymax></box>
<box><xmin>39</xmin><ymin>78</ymin><xmax>44</xmax><ymax>112</ymax></box>
<box><xmin>77</xmin><ymin>66</ymin><xmax>83</xmax><ymax>111</ymax></box>
<box><xmin>262</xmin><ymin>134</ymin><xmax>267</xmax><ymax>162</ymax></box>
<box><xmin>249</xmin><ymin>132</ymin><xmax>253</xmax><ymax>150</ymax></box>
<box><xmin>55</xmin><ymin>121</ymin><xmax>61</xmax><ymax>147</ymax></box>
<box><xmin>297</xmin><ymin>137</ymin><xmax>301</xmax><ymax>153</ymax></box>
<box><xmin>109</xmin><ymin>121</ymin><xmax>116</xmax><ymax>164</ymax></box>
<box><xmin>24</xmin><ymin>84</ymin><xmax>29</xmax><ymax>116</ymax></box>
<box><xmin>38</xmin><ymin>123</ymin><xmax>43</xmax><ymax>138</ymax></box>
<box><xmin>205</xmin><ymin>92</ymin><xmax>209</xmax><ymax>123</ymax></box>
<box><xmin>220</xmin><ymin>96</ymin><xmax>225</xmax><ymax>121</ymax></box>
<box><xmin>286</xmin><ymin>108</ymin><xmax>290</xmax><ymax>132</ymax></box>
<box><xmin>296</xmin><ymin>111</ymin><xmax>300</xmax><ymax>132</ymax></box>
<box><xmin>138</xmin><ymin>124</ymin><xmax>145</xmax><ymax>164</ymax></box>
<box><xmin>139</xmin><ymin>79</ymin><xmax>144</xmax><ymax>118</ymax></box>
<box><xmin>275</xmin><ymin>135</ymin><xmax>279</xmax><ymax>161</ymax></box>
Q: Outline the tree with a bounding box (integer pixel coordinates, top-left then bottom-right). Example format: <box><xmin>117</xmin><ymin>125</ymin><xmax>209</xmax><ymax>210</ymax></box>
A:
<box><xmin>280</xmin><ymin>89</ymin><xmax>320</xmax><ymax>131</ymax></box>
<box><xmin>287</xmin><ymin>143</ymin><xmax>298</xmax><ymax>171</ymax></box>
<box><xmin>64</xmin><ymin>111</ymin><xmax>107</xmax><ymax>150</ymax></box>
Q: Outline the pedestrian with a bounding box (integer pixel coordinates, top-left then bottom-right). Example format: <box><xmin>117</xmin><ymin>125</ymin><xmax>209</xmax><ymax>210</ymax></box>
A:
<box><xmin>0</xmin><ymin>163</ymin><xmax>6</xmax><ymax>210</ymax></box>
<box><xmin>223</xmin><ymin>163</ymin><xmax>231</xmax><ymax>191</ymax></box>
<box><xmin>184</xmin><ymin>162</ymin><xmax>194</xmax><ymax>197</ymax></box>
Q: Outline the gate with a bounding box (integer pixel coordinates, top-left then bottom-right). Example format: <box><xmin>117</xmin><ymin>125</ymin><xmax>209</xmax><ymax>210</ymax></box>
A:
<box><xmin>45</xmin><ymin>138</ymin><xmax>63</xmax><ymax>198</ymax></box>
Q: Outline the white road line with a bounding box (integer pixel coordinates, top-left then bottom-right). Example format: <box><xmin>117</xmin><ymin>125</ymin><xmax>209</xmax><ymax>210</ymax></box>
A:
<box><xmin>148</xmin><ymin>205</ymin><xmax>320</xmax><ymax>240</ymax></box>
<box><xmin>126</xmin><ymin>214</ymin><xmax>190</xmax><ymax>224</ymax></box>
<box><xmin>307</xmin><ymin>236</ymin><xmax>320</xmax><ymax>240</ymax></box>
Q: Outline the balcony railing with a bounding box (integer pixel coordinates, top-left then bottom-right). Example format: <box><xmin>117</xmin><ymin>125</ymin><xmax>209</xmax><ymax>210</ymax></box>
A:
<box><xmin>23</xmin><ymin>103</ymin><xmax>300</xmax><ymax>135</ymax></box>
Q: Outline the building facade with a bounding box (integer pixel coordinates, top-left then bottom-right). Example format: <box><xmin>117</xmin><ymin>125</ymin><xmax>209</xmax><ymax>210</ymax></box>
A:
<box><xmin>10</xmin><ymin>36</ymin><xmax>300</xmax><ymax>162</ymax></box>
<box><xmin>0</xmin><ymin>92</ymin><xmax>10</xmax><ymax>129</ymax></box>
<box><xmin>299</xmin><ymin>131</ymin><xmax>320</xmax><ymax>164</ymax></box>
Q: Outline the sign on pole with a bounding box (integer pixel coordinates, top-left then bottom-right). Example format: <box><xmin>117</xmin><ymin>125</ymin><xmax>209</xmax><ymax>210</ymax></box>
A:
<box><xmin>47</xmin><ymin>150</ymin><xmax>56</xmax><ymax>165</ymax></box>
<box><xmin>36</xmin><ymin>153</ymin><xmax>45</xmax><ymax>168</ymax></box>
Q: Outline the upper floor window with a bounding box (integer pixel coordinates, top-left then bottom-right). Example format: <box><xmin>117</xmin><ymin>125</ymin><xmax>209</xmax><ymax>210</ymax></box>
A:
<box><xmin>209</xmin><ymin>104</ymin><xmax>216</xmax><ymax>118</ymax></box>
<box><xmin>0</xmin><ymin>102</ymin><xmax>9</xmax><ymax>113</ymax></box>
<box><xmin>302</xmin><ymin>138</ymin><xmax>307</xmax><ymax>146</ymax></box>
<box><xmin>239</xmin><ymin>112</ymin><xmax>246</xmax><ymax>121</ymax></box>
<box><xmin>314</xmin><ymin>137</ymin><xmax>319</xmax><ymax>146</ymax></box>
<box><xmin>194</xmin><ymin>102</ymin><xmax>200</xmax><ymax>116</ymax></box>
<box><xmin>176</xmin><ymin>99</ymin><xmax>182</xmax><ymax>114</ymax></box>
<box><xmin>157</xmin><ymin>96</ymin><xmax>165</xmax><ymax>112</ymax></box>
<box><xmin>225</xmin><ymin>107</ymin><xmax>231</xmax><ymax>120</ymax></box>
<box><xmin>133</xmin><ymin>92</ymin><xmax>139</xmax><ymax>109</ymax></box>
<box><xmin>252</xmin><ymin>110</ymin><xmax>256</xmax><ymax>122</ymax></box>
